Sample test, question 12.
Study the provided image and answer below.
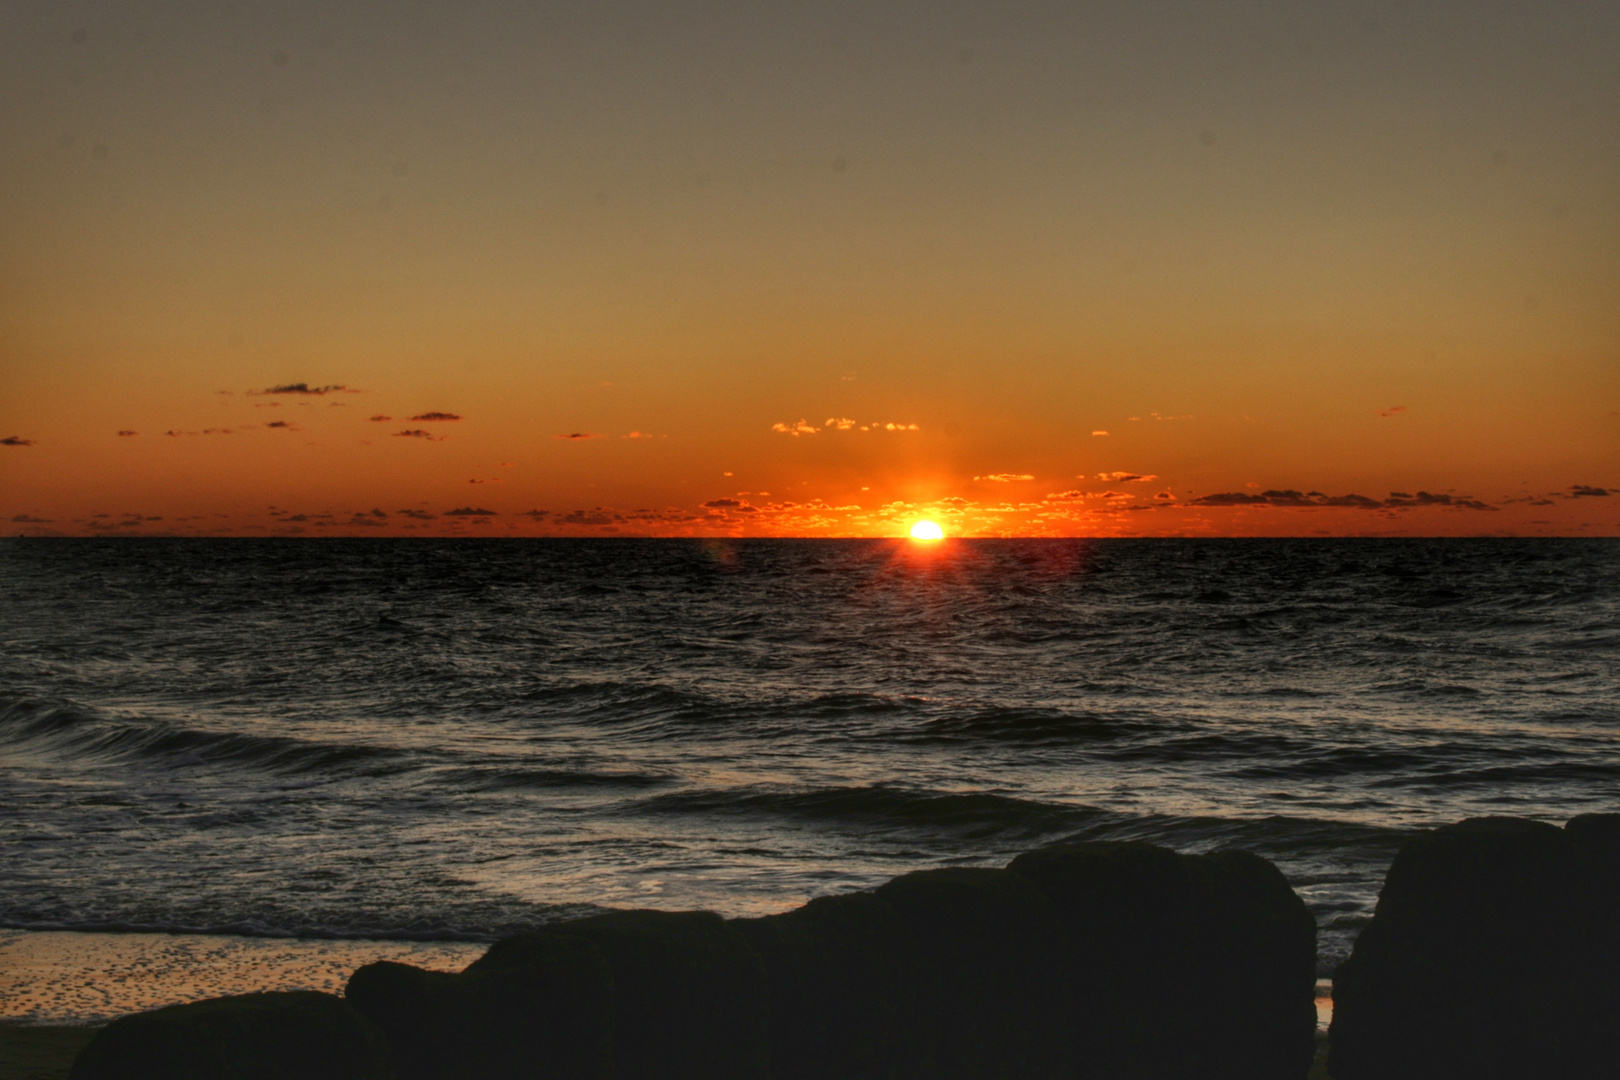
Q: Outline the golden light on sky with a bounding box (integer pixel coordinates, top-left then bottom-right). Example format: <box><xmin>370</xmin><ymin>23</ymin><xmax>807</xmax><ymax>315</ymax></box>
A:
<box><xmin>1</xmin><ymin>1</ymin><xmax>1616</xmax><ymax>537</ymax></box>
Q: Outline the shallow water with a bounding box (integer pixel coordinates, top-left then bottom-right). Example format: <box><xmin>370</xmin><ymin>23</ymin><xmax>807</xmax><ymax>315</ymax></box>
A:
<box><xmin>2</xmin><ymin>537</ymin><xmax>1616</xmax><ymax>982</ymax></box>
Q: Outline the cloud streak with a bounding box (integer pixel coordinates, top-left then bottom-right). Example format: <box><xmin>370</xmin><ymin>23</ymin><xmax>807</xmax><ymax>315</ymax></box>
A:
<box><xmin>409</xmin><ymin>412</ymin><xmax>461</xmax><ymax>422</ymax></box>
<box><xmin>252</xmin><ymin>383</ymin><xmax>356</xmax><ymax>396</ymax></box>
<box><xmin>2</xmin><ymin>436</ymin><xmax>35</xmax><ymax>446</ymax></box>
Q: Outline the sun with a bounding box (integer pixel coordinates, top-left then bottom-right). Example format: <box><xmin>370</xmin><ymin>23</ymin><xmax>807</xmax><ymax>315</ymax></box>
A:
<box><xmin>909</xmin><ymin>520</ymin><xmax>945</xmax><ymax>541</ymax></box>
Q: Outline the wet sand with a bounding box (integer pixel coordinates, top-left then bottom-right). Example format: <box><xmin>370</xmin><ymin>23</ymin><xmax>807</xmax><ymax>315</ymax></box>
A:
<box><xmin>0</xmin><ymin>930</ymin><xmax>485</xmax><ymax>1025</ymax></box>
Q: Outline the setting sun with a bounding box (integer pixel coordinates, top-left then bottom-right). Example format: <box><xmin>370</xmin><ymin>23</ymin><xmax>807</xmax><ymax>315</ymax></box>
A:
<box><xmin>909</xmin><ymin>520</ymin><xmax>945</xmax><ymax>541</ymax></box>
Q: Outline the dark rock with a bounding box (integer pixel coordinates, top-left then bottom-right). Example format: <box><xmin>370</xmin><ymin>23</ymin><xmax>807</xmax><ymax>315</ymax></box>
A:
<box><xmin>872</xmin><ymin>866</ymin><xmax>1072</xmax><ymax>1080</ymax></box>
<box><xmin>1328</xmin><ymin>816</ymin><xmax>1608</xmax><ymax>1080</ymax></box>
<box><xmin>729</xmin><ymin>890</ymin><xmax>913</xmax><ymax>1080</ymax></box>
<box><xmin>551</xmin><ymin>908</ymin><xmax>770</xmax><ymax>1080</ymax></box>
<box><xmin>68</xmin><ymin>990</ymin><xmax>392</xmax><ymax>1080</ymax></box>
<box><xmin>1008</xmin><ymin>841</ymin><xmax>1316</xmax><ymax>1080</ymax></box>
<box><xmin>346</xmin><ymin>931</ymin><xmax>613</xmax><ymax>1080</ymax></box>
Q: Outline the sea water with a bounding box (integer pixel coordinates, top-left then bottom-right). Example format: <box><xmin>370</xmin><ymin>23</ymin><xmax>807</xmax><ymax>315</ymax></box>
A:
<box><xmin>2</xmin><ymin>537</ymin><xmax>1616</xmax><ymax>1016</ymax></box>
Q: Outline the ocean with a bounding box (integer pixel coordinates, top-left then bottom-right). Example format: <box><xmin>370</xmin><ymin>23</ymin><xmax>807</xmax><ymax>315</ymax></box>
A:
<box><xmin>2</xmin><ymin>537</ymin><xmax>1616</xmax><ymax>1018</ymax></box>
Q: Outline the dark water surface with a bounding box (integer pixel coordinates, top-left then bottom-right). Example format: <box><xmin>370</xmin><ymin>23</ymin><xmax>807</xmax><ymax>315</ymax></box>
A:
<box><xmin>2</xmin><ymin>538</ymin><xmax>1616</xmax><ymax>973</ymax></box>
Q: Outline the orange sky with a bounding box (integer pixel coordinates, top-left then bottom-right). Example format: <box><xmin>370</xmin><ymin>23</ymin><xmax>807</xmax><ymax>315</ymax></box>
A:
<box><xmin>3</xmin><ymin>1</ymin><xmax>1617</xmax><ymax>537</ymax></box>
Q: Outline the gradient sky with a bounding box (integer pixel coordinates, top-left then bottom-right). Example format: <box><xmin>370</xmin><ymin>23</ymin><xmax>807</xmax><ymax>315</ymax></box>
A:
<box><xmin>3</xmin><ymin>0</ymin><xmax>1616</xmax><ymax>536</ymax></box>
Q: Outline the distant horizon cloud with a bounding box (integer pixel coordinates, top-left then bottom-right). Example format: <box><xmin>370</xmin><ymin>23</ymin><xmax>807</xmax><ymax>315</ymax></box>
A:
<box><xmin>1378</xmin><ymin>406</ymin><xmax>1408</xmax><ymax>418</ymax></box>
<box><xmin>369</xmin><ymin>415</ymin><xmax>392</xmax><ymax>422</ymax></box>
<box><xmin>772</xmin><ymin>420</ymin><xmax>819</xmax><ymax>436</ymax></box>
<box><xmin>1091</xmin><ymin>431</ymin><xmax>1109</xmax><ymax>437</ymax></box>
<box><xmin>1570</xmin><ymin>485</ymin><xmax>1611</xmax><ymax>497</ymax></box>
<box><xmin>251</xmin><ymin>383</ymin><xmax>356</xmax><ymax>396</ymax></box>
<box><xmin>1188</xmin><ymin>489</ymin><xmax>1496</xmax><ymax>511</ymax></box>
<box><xmin>976</xmin><ymin>474</ymin><xmax>1035</xmax><ymax>482</ymax></box>
<box><xmin>1096</xmin><ymin>472</ymin><xmax>1158</xmax><ymax>483</ymax></box>
<box><xmin>393</xmin><ymin>430</ymin><xmax>444</xmax><ymax>441</ymax></box>
<box><xmin>409</xmin><ymin>412</ymin><xmax>461</xmax><ymax>422</ymax></box>
<box><xmin>117</xmin><ymin>430</ymin><xmax>137</xmax><ymax>437</ymax></box>
<box><xmin>555</xmin><ymin>432</ymin><xmax>604</xmax><ymax>440</ymax></box>
<box><xmin>444</xmin><ymin>507</ymin><xmax>496</xmax><ymax>516</ymax></box>
<box><xmin>2</xmin><ymin>436</ymin><xmax>35</xmax><ymax>446</ymax></box>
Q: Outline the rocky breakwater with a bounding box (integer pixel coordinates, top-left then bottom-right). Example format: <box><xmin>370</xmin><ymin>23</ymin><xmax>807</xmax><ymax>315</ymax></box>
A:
<box><xmin>69</xmin><ymin>839</ymin><xmax>1318</xmax><ymax>1080</ymax></box>
<box><xmin>1329</xmin><ymin>814</ymin><xmax>1620</xmax><ymax>1080</ymax></box>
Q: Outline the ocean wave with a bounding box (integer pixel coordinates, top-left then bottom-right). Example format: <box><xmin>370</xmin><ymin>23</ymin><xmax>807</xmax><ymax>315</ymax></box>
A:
<box><xmin>629</xmin><ymin>784</ymin><xmax>1105</xmax><ymax>839</ymax></box>
<box><xmin>0</xmin><ymin>696</ymin><xmax>410</xmax><ymax>778</ymax></box>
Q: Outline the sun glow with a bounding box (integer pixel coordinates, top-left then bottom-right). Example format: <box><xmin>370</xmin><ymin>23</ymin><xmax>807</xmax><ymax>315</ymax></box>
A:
<box><xmin>909</xmin><ymin>520</ymin><xmax>945</xmax><ymax>541</ymax></box>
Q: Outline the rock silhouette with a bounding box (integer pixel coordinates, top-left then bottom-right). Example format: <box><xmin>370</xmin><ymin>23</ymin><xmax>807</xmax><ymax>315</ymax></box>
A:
<box><xmin>1008</xmin><ymin>841</ymin><xmax>1317</xmax><ymax>1080</ymax></box>
<box><xmin>1329</xmin><ymin>815</ymin><xmax>1620</xmax><ymax>1080</ymax></box>
<box><xmin>346</xmin><ymin>931</ymin><xmax>614</xmax><ymax>1080</ymax></box>
<box><xmin>72</xmin><ymin>840</ymin><xmax>1321</xmax><ymax>1080</ymax></box>
<box><xmin>68</xmin><ymin>991</ymin><xmax>391</xmax><ymax>1080</ymax></box>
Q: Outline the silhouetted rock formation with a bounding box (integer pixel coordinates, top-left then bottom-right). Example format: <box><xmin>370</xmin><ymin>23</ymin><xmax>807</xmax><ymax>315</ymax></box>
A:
<box><xmin>68</xmin><ymin>990</ymin><xmax>391</xmax><ymax>1080</ymax></box>
<box><xmin>72</xmin><ymin>841</ymin><xmax>1322</xmax><ymax>1080</ymax></box>
<box><xmin>348</xmin><ymin>909</ymin><xmax>768</xmax><ymax>1080</ymax></box>
<box><xmin>1329</xmin><ymin>815</ymin><xmax>1620</xmax><ymax>1080</ymax></box>
<box><xmin>347</xmin><ymin>931</ymin><xmax>613</xmax><ymax>1080</ymax></box>
<box><xmin>1008</xmin><ymin>842</ymin><xmax>1317</xmax><ymax>1080</ymax></box>
<box><xmin>729</xmin><ymin>890</ymin><xmax>913</xmax><ymax>1080</ymax></box>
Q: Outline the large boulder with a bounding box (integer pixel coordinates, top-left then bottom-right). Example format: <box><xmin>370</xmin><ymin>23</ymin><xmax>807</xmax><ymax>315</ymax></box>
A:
<box><xmin>872</xmin><ymin>866</ymin><xmax>1073</xmax><ymax>1080</ymax></box>
<box><xmin>1008</xmin><ymin>841</ymin><xmax>1316</xmax><ymax>1080</ymax></box>
<box><xmin>346</xmin><ymin>931</ymin><xmax>614</xmax><ymax>1080</ymax></box>
<box><xmin>729</xmin><ymin>890</ymin><xmax>914</xmax><ymax>1080</ymax></box>
<box><xmin>69</xmin><ymin>991</ymin><xmax>392</xmax><ymax>1080</ymax></box>
<box><xmin>348</xmin><ymin>910</ymin><xmax>768</xmax><ymax>1080</ymax></box>
<box><xmin>545</xmin><ymin>909</ymin><xmax>771</xmax><ymax>1080</ymax></box>
<box><xmin>1328</xmin><ymin>816</ymin><xmax>1613</xmax><ymax>1080</ymax></box>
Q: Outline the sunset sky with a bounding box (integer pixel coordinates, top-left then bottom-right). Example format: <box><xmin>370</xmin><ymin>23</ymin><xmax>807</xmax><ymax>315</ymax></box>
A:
<box><xmin>3</xmin><ymin>0</ymin><xmax>1616</xmax><ymax>536</ymax></box>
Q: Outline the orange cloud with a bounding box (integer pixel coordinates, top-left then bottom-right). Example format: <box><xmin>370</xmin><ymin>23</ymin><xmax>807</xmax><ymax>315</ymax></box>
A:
<box><xmin>1096</xmin><ymin>472</ymin><xmax>1158</xmax><ymax>482</ymax></box>
<box><xmin>976</xmin><ymin>474</ymin><xmax>1034</xmax><ymax>482</ymax></box>
<box><xmin>772</xmin><ymin>420</ymin><xmax>820</xmax><ymax>435</ymax></box>
<box><xmin>1091</xmin><ymin>430</ymin><xmax>1109</xmax><ymax>436</ymax></box>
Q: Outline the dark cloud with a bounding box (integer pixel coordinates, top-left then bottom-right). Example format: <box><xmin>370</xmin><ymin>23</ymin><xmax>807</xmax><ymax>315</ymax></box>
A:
<box><xmin>393</xmin><ymin>430</ymin><xmax>444</xmax><ymax>440</ymax></box>
<box><xmin>396</xmin><ymin>509</ymin><xmax>435</xmax><ymax>520</ymax></box>
<box><xmin>1571</xmin><ymin>485</ymin><xmax>1611</xmax><ymax>497</ymax></box>
<box><xmin>555</xmin><ymin>432</ymin><xmax>604</xmax><ymax>440</ymax></box>
<box><xmin>703</xmin><ymin>498</ymin><xmax>742</xmax><ymax>508</ymax></box>
<box><xmin>444</xmin><ymin>506</ymin><xmax>496</xmax><ymax>516</ymax></box>
<box><xmin>117</xmin><ymin>430</ymin><xmax>138</xmax><ymax>437</ymax></box>
<box><xmin>11</xmin><ymin>514</ymin><xmax>53</xmax><ymax>523</ymax></box>
<box><xmin>265</xmin><ymin>421</ymin><xmax>295</xmax><ymax>429</ymax></box>
<box><xmin>409</xmin><ymin>411</ymin><xmax>462</xmax><ymax>422</ymax></box>
<box><xmin>1190</xmin><ymin>489</ymin><xmax>1496</xmax><ymax>511</ymax></box>
<box><xmin>369</xmin><ymin>415</ymin><xmax>392</xmax><ymax>422</ymax></box>
<box><xmin>253</xmin><ymin>383</ymin><xmax>354</xmax><ymax>396</ymax></box>
<box><xmin>521</xmin><ymin>510</ymin><xmax>552</xmax><ymax>519</ymax></box>
<box><xmin>1</xmin><ymin>436</ymin><xmax>35</xmax><ymax>446</ymax></box>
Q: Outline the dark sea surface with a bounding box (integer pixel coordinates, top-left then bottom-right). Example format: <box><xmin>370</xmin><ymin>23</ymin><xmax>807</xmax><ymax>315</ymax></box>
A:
<box><xmin>2</xmin><ymin>537</ymin><xmax>1617</xmax><ymax>975</ymax></box>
